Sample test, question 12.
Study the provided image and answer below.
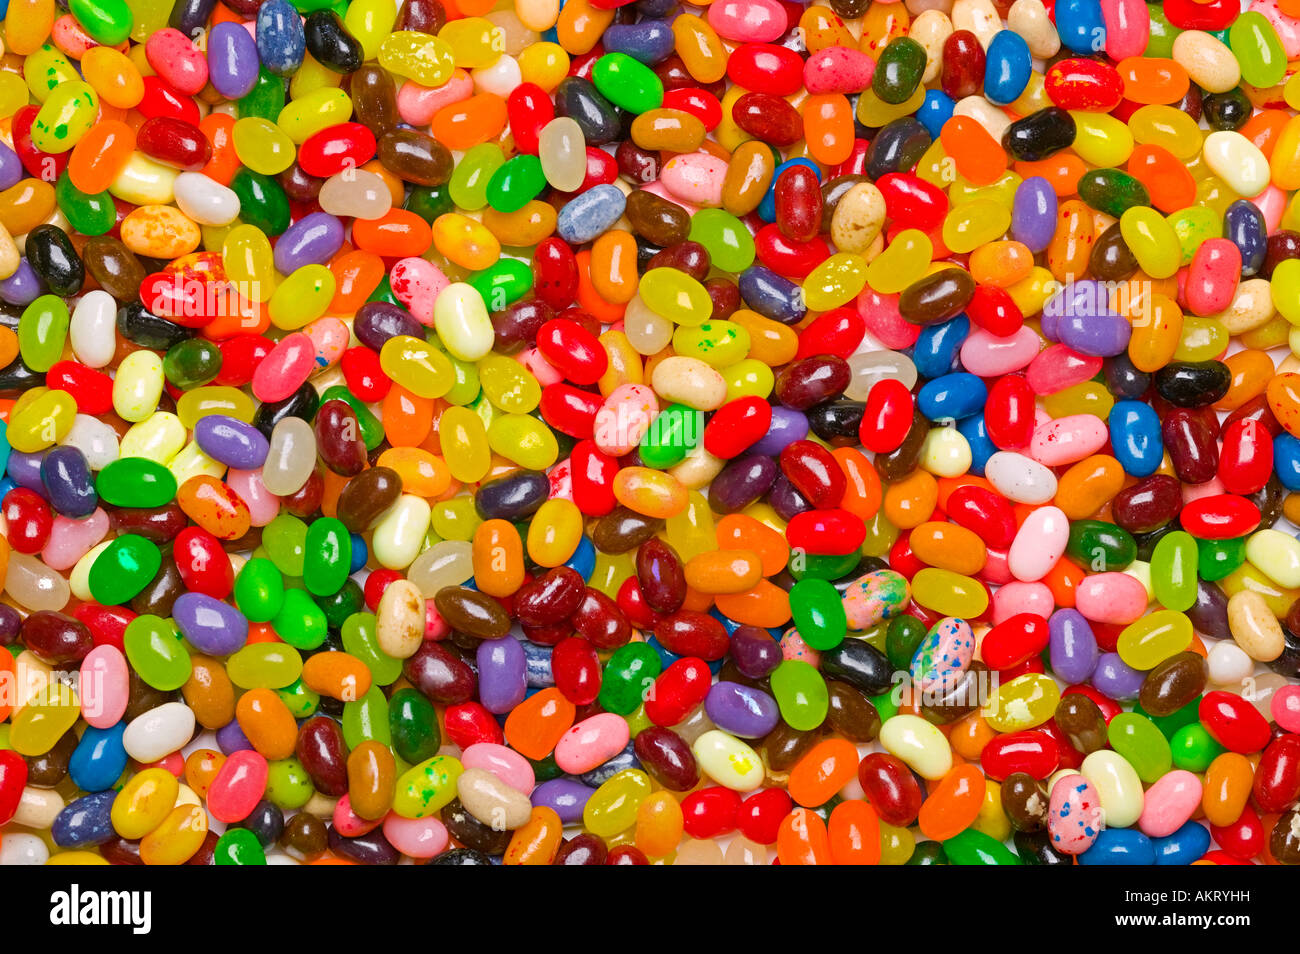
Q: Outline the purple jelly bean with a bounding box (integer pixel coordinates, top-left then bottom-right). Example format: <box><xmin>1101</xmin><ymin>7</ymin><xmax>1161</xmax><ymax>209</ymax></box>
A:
<box><xmin>1011</xmin><ymin>176</ymin><xmax>1056</xmax><ymax>253</ymax></box>
<box><xmin>0</xmin><ymin>605</ymin><xmax>22</xmax><ymax>645</ymax></box>
<box><xmin>476</xmin><ymin>636</ymin><xmax>527</xmax><ymax>713</ymax></box>
<box><xmin>0</xmin><ymin>142</ymin><xmax>23</xmax><ymax>191</ymax></box>
<box><xmin>353</xmin><ymin>301</ymin><xmax>424</xmax><ymax>350</ymax></box>
<box><xmin>766</xmin><ymin>472</ymin><xmax>811</xmax><ymax>521</ymax></box>
<box><xmin>739</xmin><ymin>265</ymin><xmax>807</xmax><ymax>324</ymax></box>
<box><xmin>749</xmin><ymin>406</ymin><xmax>808</xmax><ymax>456</ymax></box>
<box><xmin>172</xmin><ymin>593</ymin><xmax>249</xmax><ymax>655</ymax></box>
<box><xmin>0</xmin><ymin>259</ymin><xmax>44</xmax><ymax>306</ymax></box>
<box><xmin>40</xmin><ymin>445</ymin><xmax>97</xmax><ymax>519</ymax></box>
<box><xmin>194</xmin><ymin>414</ymin><xmax>271</xmax><ymax>469</ymax></box>
<box><xmin>708</xmin><ymin>454</ymin><xmax>777</xmax><ymax>513</ymax></box>
<box><xmin>530</xmin><ymin>778</ymin><xmax>594</xmax><ymax>824</ymax></box>
<box><xmin>704</xmin><ymin>681</ymin><xmax>780</xmax><ymax>738</ymax></box>
<box><xmin>730</xmin><ymin>625</ymin><xmax>782</xmax><ymax>678</ymax></box>
<box><xmin>602</xmin><ymin>20</ymin><xmax>675</xmax><ymax>62</ymax></box>
<box><xmin>216</xmin><ymin>718</ymin><xmax>255</xmax><ymax>755</ymax></box>
<box><xmin>1049</xmin><ymin>608</ymin><xmax>1099</xmax><ymax>684</ymax></box>
<box><xmin>207</xmin><ymin>21</ymin><xmax>260</xmax><ymax>100</ymax></box>
<box><xmin>273</xmin><ymin>212</ymin><xmax>345</xmax><ymax>273</ymax></box>
<box><xmin>1091</xmin><ymin>651</ymin><xmax>1145</xmax><ymax>701</ymax></box>
<box><xmin>7</xmin><ymin>449</ymin><xmax>50</xmax><ymax>498</ymax></box>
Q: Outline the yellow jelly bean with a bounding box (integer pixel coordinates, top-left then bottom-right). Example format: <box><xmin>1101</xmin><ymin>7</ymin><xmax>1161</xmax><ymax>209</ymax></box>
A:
<box><xmin>867</xmin><ymin>228</ymin><xmax>931</xmax><ymax>294</ymax></box>
<box><xmin>111</xmin><ymin>767</ymin><xmax>180</xmax><ymax>840</ymax></box>
<box><xmin>527</xmin><ymin>497</ymin><xmax>583</xmax><ymax>567</ymax></box>
<box><xmin>639</xmin><ymin>267</ymin><xmax>711</xmax><ymax>326</ymax></box>
<box><xmin>233</xmin><ymin>117</ymin><xmax>297</xmax><ymax>175</ymax></box>
<box><xmin>982</xmin><ymin>673</ymin><xmax>1060</xmax><ymax>732</ymax></box>
<box><xmin>439</xmin><ymin>406</ymin><xmax>491</xmax><ymax>483</ymax></box>
<box><xmin>108</xmin><ymin>153</ymin><xmax>177</xmax><ymax>206</ymax></box>
<box><xmin>176</xmin><ymin>386</ymin><xmax>256</xmax><ymax>428</ymax></box>
<box><xmin>379</xmin><ymin>31</ymin><xmax>456</xmax><ymax>87</ymax></box>
<box><xmin>380</xmin><ymin>335</ymin><xmax>455</xmax><ymax>399</ymax></box>
<box><xmin>120</xmin><ymin>412</ymin><xmax>188</xmax><ymax>463</ymax></box>
<box><xmin>7</xmin><ymin>388</ymin><xmax>76</xmax><ymax>453</ymax></box>
<box><xmin>803</xmin><ymin>252</ymin><xmax>868</xmax><ymax>311</ymax></box>
<box><xmin>672</xmin><ymin>321</ymin><xmax>750</xmax><ymax>368</ymax></box>
<box><xmin>613</xmin><ymin>466</ymin><xmax>688</xmax><ymax>518</ymax></box>
<box><xmin>25</xmin><ymin>44</ymin><xmax>78</xmax><ymax>103</ymax></box>
<box><xmin>277</xmin><ymin>88</ymin><xmax>353</xmax><ymax>143</ymax></box>
<box><xmin>269</xmin><ymin>265</ymin><xmax>336</xmax><ymax>330</ymax></box>
<box><xmin>1069</xmin><ymin>111</ymin><xmax>1134</xmax><ymax>166</ymax></box>
<box><xmin>1120</xmin><ymin>207</ymin><xmax>1181</xmax><ymax>279</ymax></box>
<box><xmin>487</xmin><ymin>413</ymin><xmax>559</xmax><ymax>469</ymax></box>
<box><xmin>911</xmin><ymin>567</ymin><xmax>989</xmax><ymax>618</ymax></box>
<box><xmin>344</xmin><ymin>0</ymin><xmax>397</xmax><ymax>61</ymax></box>
<box><xmin>1116</xmin><ymin>609</ymin><xmax>1193</xmax><ymax>670</ymax></box>
<box><xmin>140</xmin><ymin>804</ymin><xmax>208</xmax><ymax>865</ymax></box>
<box><xmin>943</xmin><ymin>200</ymin><xmax>1012</xmax><ymax>254</ymax></box>
<box><xmin>112</xmin><ymin>350</ymin><xmax>165</xmax><ymax>423</ymax></box>
<box><xmin>583</xmin><ymin>769</ymin><xmax>652</xmax><ymax>836</ymax></box>
<box><xmin>223</xmin><ymin>225</ymin><xmax>277</xmax><ymax>303</ymax></box>
<box><xmin>9</xmin><ymin>682</ymin><xmax>79</xmax><ymax>756</ymax></box>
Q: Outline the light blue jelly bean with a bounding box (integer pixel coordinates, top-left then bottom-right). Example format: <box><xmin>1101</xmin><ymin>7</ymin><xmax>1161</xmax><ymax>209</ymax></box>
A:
<box><xmin>1110</xmin><ymin>400</ymin><xmax>1164</xmax><ymax>478</ymax></box>
<box><xmin>556</xmin><ymin>184</ymin><xmax>626</xmax><ymax>243</ymax></box>
<box><xmin>68</xmin><ymin>723</ymin><xmax>129</xmax><ymax>792</ymax></box>
<box><xmin>1055</xmin><ymin>0</ymin><xmax>1106</xmax><ymax>55</ymax></box>
<box><xmin>983</xmin><ymin>30</ymin><xmax>1032</xmax><ymax>105</ymax></box>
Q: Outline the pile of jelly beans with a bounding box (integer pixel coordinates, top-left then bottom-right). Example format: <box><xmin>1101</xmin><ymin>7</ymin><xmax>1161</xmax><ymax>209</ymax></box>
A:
<box><xmin>5</xmin><ymin>0</ymin><xmax>1300</xmax><ymax>869</ymax></box>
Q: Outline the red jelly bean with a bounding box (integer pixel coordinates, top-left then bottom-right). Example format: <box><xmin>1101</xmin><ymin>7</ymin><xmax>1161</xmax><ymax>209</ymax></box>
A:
<box><xmin>981</xmin><ymin>613</ymin><xmax>1050</xmax><ymax>669</ymax></box>
<box><xmin>1179</xmin><ymin>495</ymin><xmax>1261</xmax><ymax>539</ymax></box>
<box><xmin>980</xmin><ymin>730</ymin><xmax>1060</xmax><ymax>780</ymax></box>
<box><xmin>857</xmin><ymin>752</ymin><xmax>923</xmax><ymax>826</ymax></box>
<box><xmin>297</xmin><ymin>122</ymin><xmax>378</xmax><ymax>177</ymax></box>
<box><xmin>645</xmin><ymin>657</ymin><xmax>712</xmax><ymax>726</ymax></box>
<box><xmin>681</xmin><ymin>785</ymin><xmax>741</xmax><ymax>838</ymax></box>
<box><xmin>704</xmin><ymin>397</ymin><xmax>772</xmax><ymax>459</ymax></box>
<box><xmin>1199</xmin><ymin>690</ymin><xmax>1272</xmax><ymax>753</ymax></box>
<box><xmin>859</xmin><ymin>379</ymin><xmax>915</xmax><ymax>454</ymax></box>
<box><xmin>537</xmin><ymin>319</ymin><xmax>608</xmax><ymax>385</ymax></box>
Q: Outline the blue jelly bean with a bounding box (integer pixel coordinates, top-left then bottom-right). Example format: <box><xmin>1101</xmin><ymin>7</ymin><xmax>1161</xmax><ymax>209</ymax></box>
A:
<box><xmin>51</xmin><ymin>790</ymin><xmax>117</xmax><ymax>849</ymax></box>
<box><xmin>917</xmin><ymin>372</ymin><xmax>987</xmax><ymax>422</ymax></box>
<box><xmin>602</xmin><ymin>20</ymin><xmax>675</xmax><ymax>63</ymax></box>
<box><xmin>577</xmin><ymin>742</ymin><xmax>642</xmax><ymax>786</ymax></box>
<box><xmin>39</xmin><ymin>445</ymin><xmax>96</xmax><ymax>519</ymax></box>
<box><xmin>208</xmin><ymin>20</ymin><xmax>261</xmax><ymax>99</ymax></box>
<box><xmin>1152</xmin><ymin>819</ymin><xmax>1212</xmax><ymax>865</ymax></box>
<box><xmin>68</xmin><ymin>723</ymin><xmax>129</xmax><ymax>793</ymax></box>
<box><xmin>1275</xmin><ymin>433</ymin><xmax>1300</xmax><ymax>491</ymax></box>
<box><xmin>564</xmin><ymin>536</ymin><xmax>595</xmax><ymax>580</ymax></box>
<box><xmin>1055</xmin><ymin>0</ymin><xmax>1106</xmax><ymax>55</ymax></box>
<box><xmin>1110</xmin><ymin>400</ymin><xmax>1164</xmax><ymax>478</ymax></box>
<box><xmin>914</xmin><ymin>313</ymin><xmax>969</xmax><ymax>379</ymax></box>
<box><xmin>957</xmin><ymin>412</ymin><xmax>995</xmax><ymax>476</ymax></box>
<box><xmin>917</xmin><ymin>90</ymin><xmax>955</xmax><ymax>139</ymax></box>
<box><xmin>522</xmin><ymin>640</ymin><xmax>554</xmax><ymax>688</ymax></box>
<box><xmin>1224</xmin><ymin>199</ymin><xmax>1267</xmax><ymax>277</ymax></box>
<box><xmin>738</xmin><ymin>265</ymin><xmax>806</xmax><ymax>324</ymax></box>
<box><xmin>349</xmin><ymin>534</ymin><xmax>367</xmax><ymax>573</ymax></box>
<box><xmin>1079</xmin><ymin>827</ymin><xmax>1156</xmax><ymax>865</ymax></box>
<box><xmin>1012</xmin><ymin>176</ymin><xmax>1058</xmax><ymax>253</ymax></box>
<box><xmin>556</xmin><ymin>184</ymin><xmax>626</xmax><ymax>243</ymax></box>
<box><xmin>983</xmin><ymin>30</ymin><xmax>1032</xmax><ymax>105</ymax></box>
<box><xmin>256</xmin><ymin>0</ymin><xmax>307</xmax><ymax>76</ymax></box>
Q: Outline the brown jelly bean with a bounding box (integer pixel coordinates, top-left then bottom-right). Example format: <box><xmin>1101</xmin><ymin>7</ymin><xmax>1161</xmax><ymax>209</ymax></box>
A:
<box><xmin>336</xmin><ymin>466</ymin><xmax>403</xmax><ymax>533</ymax></box>
<box><xmin>433</xmin><ymin>586</ymin><xmax>511</xmax><ymax>638</ymax></box>
<box><xmin>591</xmin><ymin>506</ymin><xmax>664</xmax><ymax>553</ymax></box>
<box><xmin>402</xmin><ymin>639</ymin><xmax>478</xmax><ymax>704</ymax></box>
<box><xmin>1138</xmin><ymin>651</ymin><xmax>1207</xmax><ymax>717</ymax></box>
<box><xmin>378</xmin><ymin>129</ymin><xmax>454</xmax><ymax>186</ymax></box>
<box><xmin>825</xmin><ymin>680</ymin><xmax>881</xmax><ymax>742</ymax></box>
<box><xmin>1053</xmin><ymin>693</ymin><xmax>1109</xmax><ymax>754</ymax></box>
<box><xmin>1002</xmin><ymin>771</ymin><xmax>1048</xmax><ymax>832</ymax></box>
<box><xmin>898</xmin><ymin>268</ymin><xmax>976</xmax><ymax>325</ymax></box>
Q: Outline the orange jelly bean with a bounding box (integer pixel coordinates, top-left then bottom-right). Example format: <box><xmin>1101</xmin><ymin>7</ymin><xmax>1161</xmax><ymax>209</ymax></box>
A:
<box><xmin>777</xmin><ymin>807</ymin><xmax>832</xmax><ymax>865</ymax></box>
<box><xmin>918</xmin><ymin>764</ymin><xmax>986</xmax><ymax>841</ymax></box>
<box><xmin>234</xmin><ymin>688</ymin><xmax>298</xmax><ymax>760</ymax></box>
<box><xmin>503</xmin><ymin>687</ymin><xmax>574</xmax><ymax>760</ymax></box>
<box><xmin>882</xmin><ymin>469</ymin><xmax>938</xmax><ymax>530</ymax></box>
<box><xmin>788</xmin><ymin>738</ymin><xmax>859</xmax><ymax>807</ymax></box>
<box><xmin>828</xmin><ymin>800</ymin><xmax>881</xmax><ymax>865</ymax></box>
<box><xmin>177</xmin><ymin>476</ymin><xmax>251</xmax><ymax>540</ymax></box>
<box><xmin>940</xmin><ymin>116</ymin><xmax>1007</xmax><ymax>187</ymax></box>
<box><xmin>353</xmin><ymin>209</ymin><xmax>435</xmax><ymax>257</ymax></box>
<box><xmin>1055</xmin><ymin>455</ymin><xmax>1126</xmax><ymax>520</ymax></box>
<box><xmin>430</xmin><ymin>93</ymin><xmax>508</xmax><ymax>150</ymax></box>
<box><xmin>716</xmin><ymin>513</ymin><xmax>789</xmax><ymax>577</ymax></box>
<box><xmin>472</xmin><ymin>519</ymin><xmax>525</xmax><ymax>597</ymax></box>
<box><xmin>909</xmin><ymin>521</ymin><xmax>986</xmax><ymax>575</ymax></box>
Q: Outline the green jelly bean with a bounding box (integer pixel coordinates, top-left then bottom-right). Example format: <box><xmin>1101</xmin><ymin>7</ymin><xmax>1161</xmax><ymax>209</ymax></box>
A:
<box><xmin>234</xmin><ymin>557</ymin><xmax>285</xmax><ymax>623</ymax></box>
<box><xmin>392</xmin><ymin>754</ymin><xmax>462</xmax><ymax>818</ymax></box>
<box><xmin>906</xmin><ymin>841</ymin><xmax>949</xmax><ymax>865</ymax></box>
<box><xmin>485</xmin><ymin>153</ymin><xmax>546</xmax><ymax>213</ymax></box>
<box><xmin>872</xmin><ymin>37</ymin><xmax>926</xmax><ymax>104</ymax></box>
<box><xmin>88</xmin><ymin>534</ymin><xmax>162</xmax><ymax>605</ymax></box>
<box><xmin>342</xmin><ymin>612</ymin><xmax>402</xmax><ymax>687</ymax></box>
<box><xmin>1144</xmin><ymin>4</ymin><xmax>1181</xmax><ymax>58</ymax></box>
<box><xmin>95</xmin><ymin>457</ymin><xmax>177</xmax><ymax>508</ymax></box>
<box><xmin>789</xmin><ymin>577</ymin><xmax>848</xmax><ymax>650</ymax></box>
<box><xmin>1170</xmin><ymin>722</ymin><xmax>1223</xmax><ymax>773</ymax></box>
<box><xmin>302</xmin><ymin>516</ymin><xmax>352</xmax><ymax>596</ymax></box>
<box><xmin>639</xmin><ymin>403</ymin><xmax>702</xmax><ymax>469</ymax></box>
<box><xmin>1076</xmin><ymin>168</ymin><xmax>1150</xmax><ymax>217</ymax></box>
<box><xmin>943</xmin><ymin>828</ymin><xmax>1021</xmax><ymax>865</ymax></box>
<box><xmin>230</xmin><ymin>167</ymin><xmax>290</xmax><ymax>236</ymax></box>
<box><xmin>227</xmin><ymin>642</ymin><xmax>303</xmax><ymax>689</ymax></box>
<box><xmin>529</xmin><ymin>753</ymin><xmax>563</xmax><ymax>782</ymax></box>
<box><xmin>1229</xmin><ymin>11</ymin><xmax>1286</xmax><ymax>88</ymax></box>
<box><xmin>215</xmin><ymin>828</ymin><xmax>267</xmax><ymax>865</ymax></box>
<box><xmin>789</xmin><ymin>551</ymin><xmax>860</xmax><ymax>582</ymax></box>
<box><xmin>886</xmin><ymin>615</ymin><xmax>927</xmax><ymax>670</ymax></box>
<box><xmin>320</xmin><ymin>385</ymin><xmax>384</xmax><ymax>449</ymax></box>
<box><xmin>266</xmin><ymin>757</ymin><xmax>315</xmax><ymax>810</ymax></box>
<box><xmin>689</xmin><ymin>208</ymin><xmax>755</xmax><ymax>272</ymax></box>
<box><xmin>314</xmin><ymin>579</ymin><xmax>364</xmax><ymax>630</ymax></box>
<box><xmin>123</xmin><ymin>614</ymin><xmax>191</xmax><ymax>691</ymax></box>
<box><xmin>1198</xmin><ymin>536</ymin><xmax>1245</xmax><ymax>582</ymax></box>
<box><xmin>1137</xmin><ymin>696</ymin><xmax>1201</xmax><ymax>739</ymax></box>
<box><xmin>237</xmin><ymin>66</ymin><xmax>286</xmax><ymax>121</ymax></box>
<box><xmin>769</xmin><ymin>659</ymin><xmax>828</xmax><ymax>730</ymax></box>
<box><xmin>869</xmin><ymin>690</ymin><xmax>899</xmax><ymax>723</ymax></box>
<box><xmin>592</xmin><ymin>52</ymin><xmax>664</xmax><ymax>114</ymax></box>
<box><xmin>277</xmin><ymin>677</ymin><xmax>320</xmax><ymax>718</ymax></box>
<box><xmin>18</xmin><ymin>294</ymin><xmax>71</xmax><ymax>374</ymax></box>
<box><xmin>449</xmin><ymin>143</ymin><xmax>505</xmax><ymax>211</ymax></box>
<box><xmin>1107</xmin><ymin>712</ymin><xmax>1172</xmax><ymax>784</ymax></box>
<box><xmin>344</xmin><ymin>685</ymin><xmax>392</xmax><ymax>749</ymax></box>
<box><xmin>470</xmin><ymin>257</ymin><xmax>533</xmax><ymax>311</ymax></box>
<box><xmin>1151</xmin><ymin>530</ymin><xmax>1197</xmax><ymax>612</ymax></box>
<box><xmin>388</xmin><ymin>688</ymin><xmax>441</xmax><ymax>765</ymax></box>
<box><xmin>272</xmin><ymin>588</ymin><xmax>328</xmax><ymax>650</ymax></box>
<box><xmin>405</xmin><ymin>184</ymin><xmax>455</xmax><ymax>223</ymax></box>
<box><xmin>70</xmin><ymin>0</ymin><xmax>134</xmax><ymax>45</ymax></box>
<box><xmin>1066</xmin><ymin>519</ymin><xmax>1135</xmax><ymax>572</ymax></box>
<box><xmin>163</xmin><ymin>338</ymin><xmax>223</xmax><ymax>390</ymax></box>
<box><xmin>55</xmin><ymin>172</ymin><xmax>116</xmax><ymax>236</ymax></box>
<box><xmin>264</xmin><ymin>513</ymin><xmax>308</xmax><ymax>577</ymax></box>
<box><xmin>599</xmin><ymin>641</ymin><xmax>662</xmax><ymax>715</ymax></box>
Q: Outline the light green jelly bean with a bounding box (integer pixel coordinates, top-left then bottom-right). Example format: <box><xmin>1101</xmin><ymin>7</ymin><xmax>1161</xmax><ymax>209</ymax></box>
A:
<box><xmin>449</xmin><ymin>143</ymin><xmax>505</xmax><ymax>211</ymax></box>
<box><xmin>343</xmin><ymin>685</ymin><xmax>392</xmax><ymax>749</ymax></box>
<box><xmin>1107</xmin><ymin>712</ymin><xmax>1172</xmax><ymax>784</ymax></box>
<box><xmin>123</xmin><ymin>615</ymin><xmax>192</xmax><ymax>691</ymax></box>
<box><xmin>227</xmin><ymin>642</ymin><xmax>303</xmax><ymax>689</ymax></box>
<box><xmin>1229</xmin><ymin>11</ymin><xmax>1286</xmax><ymax>89</ymax></box>
<box><xmin>266</xmin><ymin>757</ymin><xmax>315</xmax><ymax>810</ymax></box>
<box><xmin>264</xmin><ymin>513</ymin><xmax>308</xmax><ymax>576</ymax></box>
<box><xmin>1151</xmin><ymin>530</ymin><xmax>1197</xmax><ymax>612</ymax></box>
<box><xmin>769</xmin><ymin>659</ymin><xmax>829</xmax><ymax>731</ymax></box>
<box><xmin>689</xmin><ymin>208</ymin><xmax>756</xmax><ymax>272</ymax></box>
<box><xmin>273</xmin><ymin>589</ymin><xmax>328</xmax><ymax>650</ymax></box>
<box><xmin>18</xmin><ymin>294</ymin><xmax>71</xmax><ymax>373</ymax></box>
<box><xmin>277</xmin><ymin>677</ymin><xmax>321</xmax><ymax>718</ymax></box>
<box><xmin>1171</xmin><ymin>722</ymin><xmax>1223</xmax><ymax>773</ymax></box>
<box><xmin>70</xmin><ymin>0</ymin><xmax>135</xmax><ymax>46</ymax></box>
<box><xmin>392</xmin><ymin>755</ymin><xmax>463</xmax><ymax>818</ymax></box>
<box><xmin>341</xmin><ymin>612</ymin><xmax>402</xmax><ymax>686</ymax></box>
<box><xmin>234</xmin><ymin>557</ymin><xmax>285</xmax><ymax>623</ymax></box>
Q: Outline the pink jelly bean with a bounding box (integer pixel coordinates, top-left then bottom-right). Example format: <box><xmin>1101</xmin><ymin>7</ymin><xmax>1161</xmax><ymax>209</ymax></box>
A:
<box><xmin>1184</xmin><ymin>239</ymin><xmax>1240</xmax><ymax>317</ymax></box>
<box><xmin>660</xmin><ymin>152</ymin><xmax>727</xmax><ymax>207</ymax></box>
<box><xmin>1047</xmin><ymin>773</ymin><xmax>1103</xmax><ymax>854</ymax></box>
<box><xmin>1074</xmin><ymin>573</ymin><xmax>1148</xmax><ymax>624</ymax></box>
<box><xmin>517</xmin><ymin>346</ymin><xmax>563</xmax><ymax>386</ymax></box>
<box><xmin>857</xmin><ymin>289</ymin><xmax>920</xmax><ymax>349</ymax></box>
<box><xmin>804</xmin><ymin>47</ymin><xmax>876</xmax><ymax>94</ymax></box>
<box><xmin>780</xmin><ymin>630</ymin><xmax>821</xmax><ymax>665</ymax></box>
<box><xmin>333</xmin><ymin>794</ymin><xmax>384</xmax><ymax>836</ymax></box>
<box><xmin>383</xmin><ymin>815</ymin><xmax>450</xmax><ymax>858</ymax></box>
<box><xmin>227</xmin><ymin>469</ymin><xmax>280</xmax><ymax>526</ymax></box>
<box><xmin>397</xmin><ymin>71</ymin><xmax>474</xmax><ymax>125</ymax></box>
<box><xmin>554</xmin><ymin>713</ymin><xmax>630</xmax><ymax>774</ymax></box>
<box><xmin>42</xmin><ymin>508</ymin><xmax>109</xmax><ymax>571</ymax></box>
<box><xmin>1100</xmin><ymin>0</ymin><xmax>1150</xmax><ymax>60</ymax></box>
<box><xmin>1025</xmin><ymin>344</ymin><xmax>1102</xmax><ymax>394</ymax></box>
<box><xmin>80</xmin><ymin>644</ymin><xmax>129</xmax><ymax>729</ymax></box>
<box><xmin>1271</xmin><ymin>684</ymin><xmax>1300</xmax><ymax>733</ymax></box>
<box><xmin>252</xmin><ymin>331</ymin><xmax>315</xmax><ymax>402</ymax></box>
<box><xmin>462</xmin><ymin>742</ymin><xmax>536</xmax><ymax>794</ymax></box>
<box><xmin>1029</xmin><ymin>414</ymin><xmax>1109</xmax><ymax>467</ymax></box>
<box><xmin>593</xmin><ymin>383</ymin><xmax>658</xmax><ymax>456</ymax></box>
<box><xmin>959</xmin><ymin>326</ymin><xmax>1040</xmax><ymax>376</ymax></box>
<box><xmin>991</xmin><ymin>581</ymin><xmax>1054</xmax><ymax>623</ymax></box>
<box><xmin>1137</xmin><ymin>770</ymin><xmax>1203</xmax><ymax>838</ymax></box>
<box><xmin>1008</xmin><ymin>505</ymin><xmax>1068</xmax><ymax>582</ymax></box>
<box><xmin>207</xmin><ymin>750</ymin><xmax>269</xmax><ymax>824</ymax></box>
<box><xmin>707</xmin><ymin>0</ymin><xmax>788</xmax><ymax>42</ymax></box>
<box><xmin>390</xmin><ymin>257</ymin><xmax>450</xmax><ymax>325</ymax></box>
<box><xmin>146</xmin><ymin>28</ymin><xmax>209</xmax><ymax>95</ymax></box>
